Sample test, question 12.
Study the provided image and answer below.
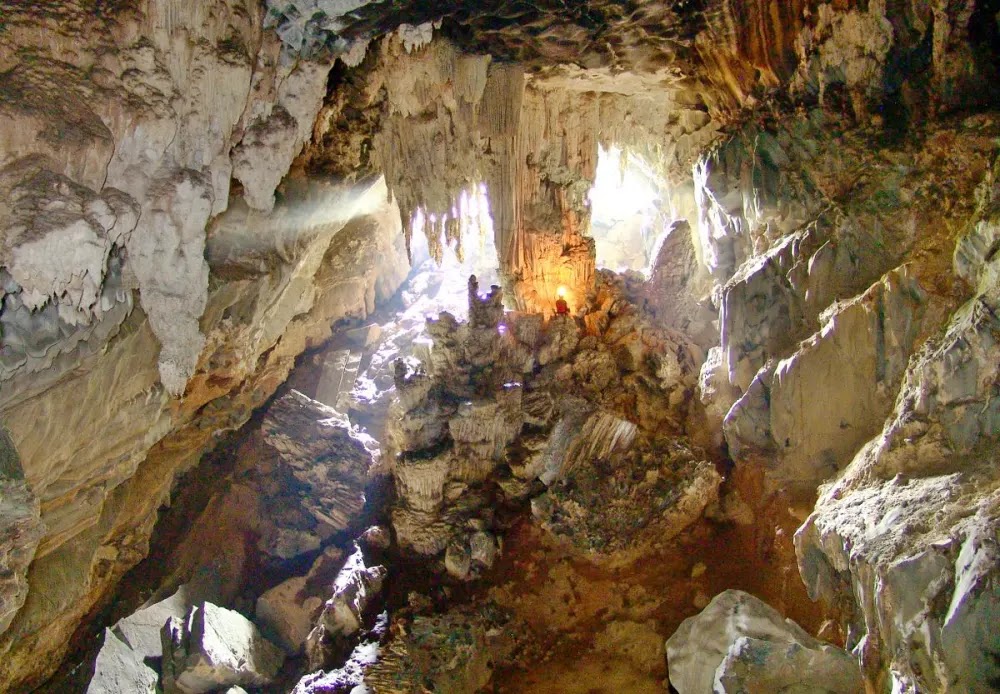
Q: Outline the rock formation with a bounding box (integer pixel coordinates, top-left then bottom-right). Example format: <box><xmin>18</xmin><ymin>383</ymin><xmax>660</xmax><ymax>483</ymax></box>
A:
<box><xmin>666</xmin><ymin>590</ymin><xmax>863</xmax><ymax>694</ymax></box>
<box><xmin>1</xmin><ymin>0</ymin><xmax>999</xmax><ymax>692</ymax></box>
<box><xmin>161</xmin><ymin>602</ymin><xmax>285</xmax><ymax>694</ymax></box>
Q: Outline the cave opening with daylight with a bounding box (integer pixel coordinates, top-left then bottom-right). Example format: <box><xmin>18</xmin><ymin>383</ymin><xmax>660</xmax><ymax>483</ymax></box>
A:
<box><xmin>405</xmin><ymin>182</ymin><xmax>501</xmax><ymax>320</ymax></box>
<box><xmin>588</xmin><ymin>144</ymin><xmax>672</xmax><ymax>275</ymax></box>
<box><xmin>1</xmin><ymin>2</ymin><xmax>1000</xmax><ymax>693</ymax></box>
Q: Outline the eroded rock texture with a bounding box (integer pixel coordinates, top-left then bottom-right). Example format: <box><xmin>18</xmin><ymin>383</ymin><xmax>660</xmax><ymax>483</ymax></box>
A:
<box><xmin>2</xmin><ymin>0</ymin><xmax>1000</xmax><ymax>691</ymax></box>
<box><xmin>384</xmin><ymin>272</ymin><xmax>718</xmax><ymax>569</ymax></box>
<box><xmin>0</xmin><ymin>13</ymin><xmax>408</xmax><ymax>675</ymax></box>
<box><xmin>796</xmin><ymin>176</ymin><xmax>1000</xmax><ymax>692</ymax></box>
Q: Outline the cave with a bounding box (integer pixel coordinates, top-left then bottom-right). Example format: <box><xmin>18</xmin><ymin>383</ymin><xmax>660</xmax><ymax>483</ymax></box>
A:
<box><xmin>1</xmin><ymin>1</ymin><xmax>999</xmax><ymax>693</ymax></box>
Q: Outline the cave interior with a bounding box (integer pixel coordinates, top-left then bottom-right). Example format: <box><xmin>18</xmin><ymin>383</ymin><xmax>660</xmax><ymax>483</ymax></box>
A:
<box><xmin>1</xmin><ymin>1</ymin><xmax>1000</xmax><ymax>693</ymax></box>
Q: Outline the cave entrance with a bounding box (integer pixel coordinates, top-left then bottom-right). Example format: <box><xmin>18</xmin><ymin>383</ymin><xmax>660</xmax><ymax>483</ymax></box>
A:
<box><xmin>407</xmin><ymin>182</ymin><xmax>500</xmax><ymax>321</ymax></box>
<box><xmin>293</xmin><ymin>182</ymin><xmax>500</xmax><ymax>438</ymax></box>
<box><xmin>588</xmin><ymin>144</ymin><xmax>670</xmax><ymax>274</ymax></box>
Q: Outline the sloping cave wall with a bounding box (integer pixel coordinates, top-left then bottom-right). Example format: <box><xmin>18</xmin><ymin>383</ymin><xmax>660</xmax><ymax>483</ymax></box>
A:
<box><xmin>0</xmin><ymin>0</ymin><xmax>999</xmax><ymax>692</ymax></box>
<box><xmin>0</xmin><ymin>3</ymin><xmax>414</xmax><ymax>689</ymax></box>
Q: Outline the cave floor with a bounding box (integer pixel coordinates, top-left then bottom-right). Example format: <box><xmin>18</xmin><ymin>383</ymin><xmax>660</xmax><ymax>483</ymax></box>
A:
<box><xmin>483</xmin><ymin>489</ymin><xmax>830</xmax><ymax>693</ymax></box>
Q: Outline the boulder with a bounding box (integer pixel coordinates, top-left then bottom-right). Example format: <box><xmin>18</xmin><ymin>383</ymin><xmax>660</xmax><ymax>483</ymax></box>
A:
<box><xmin>261</xmin><ymin>390</ymin><xmax>376</xmax><ymax>532</ymax></box>
<box><xmin>256</xmin><ymin>577</ymin><xmax>320</xmax><ymax>656</ymax></box>
<box><xmin>161</xmin><ymin>602</ymin><xmax>284</xmax><ymax>694</ymax></box>
<box><xmin>255</xmin><ymin>545</ymin><xmax>346</xmax><ymax>656</ymax></box>
<box><xmin>318</xmin><ymin>546</ymin><xmax>387</xmax><ymax>638</ymax></box>
<box><xmin>665</xmin><ymin>590</ymin><xmax>862</xmax><ymax>694</ymax></box>
<box><xmin>715</xmin><ymin>634</ymin><xmax>863</xmax><ymax>694</ymax></box>
<box><xmin>445</xmin><ymin>530</ymin><xmax>499</xmax><ymax>580</ymax></box>
<box><xmin>640</xmin><ymin>220</ymin><xmax>716</xmax><ymax>350</ymax></box>
<box><xmin>86</xmin><ymin>628</ymin><xmax>158</xmax><ymax>694</ymax></box>
<box><xmin>112</xmin><ymin>584</ymin><xmax>198</xmax><ymax>661</ymax></box>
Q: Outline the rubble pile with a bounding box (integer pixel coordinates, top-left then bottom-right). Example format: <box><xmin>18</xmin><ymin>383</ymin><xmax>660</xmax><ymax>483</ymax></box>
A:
<box><xmin>386</xmin><ymin>272</ymin><xmax>720</xmax><ymax>567</ymax></box>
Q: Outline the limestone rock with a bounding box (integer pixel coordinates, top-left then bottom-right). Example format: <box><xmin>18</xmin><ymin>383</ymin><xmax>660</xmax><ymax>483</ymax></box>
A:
<box><xmin>345</xmin><ymin>607</ymin><xmax>509</xmax><ymax>694</ymax></box>
<box><xmin>641</xmin><ymin>220</ymin><xmax>716</xmax><ymax>349</ymax></box>
<box><xmin>798</xmin><ymin>474</ymin><xmax>1000</xmax><ymax>692</ymax></box>
<box><xmin>538</xmin><ymin>315</ymin><xmax>581</xmax><ymax>366</ymax></box>
<box><xmin>293</xmin><ymin>612</ymin><xmax>389</xmax><ymax>693</ymax></box>
<box><xmin>665</xmin><ymin>590</ymin><xmax>862</xmax><ymax>694</ymax></box>
<box><xmin>0</xmin><ymin>161</ymin><xmax>136</xmax><ymax>314</ymax></box>
<box><xmin>256</xmin><ymin>545</ymin><xmax>346</xmax><ymax>656</ymax></box>
<box><xmin>796</xmin><ymin>210</ymin><xmax>1000</xmax><ymax>689</ymax></box>
<box><xmin>317</xmin><ymin>545</ymin><xmax>387</xmax><ymax>639</ymax></box>
<box><xmin>113</xmin><ymin>584</ymin><xmax>199</xmax><ymax>662</ymax></box>
<box><xmin>258</xmin><ymin>527</ymin><xmax>322</xmax><ymax>561</ymax></box>
<box><xmin>721</xmin><ymin>360</ymin><xmax>777</xmax><ymax>465</ymax></box>
<box><xmin>161</xmin><ymin>602</ymin><xmax>285</xmax><ymax>694</ymax></box>
<box><xmin>534</xmin><ymin>432</ymin><xmax>720</xmax><ymax>555</ymax></box>
<box><xmin>445</xmin><ymin>530</ymin><xmax>499</xmax><ymax>581</ymax></box>
<box><xmin>86</xmin><ymin>628</ymin><xmax>158</xmax><ymax>694</ymax></box>
<box><xmin>0</xmin><ymin>428</ymin><xmax>44</xmax><ymax>638</ymax></box>
<box><xmin>257</xmin><ymin>577</ymin><xmax>321</xmax><ymax>655</ymax></box>
<box><xmin>715</xmin><ymin>634</ymin><xmax>863</xmax><ymax>694</ymax></box>
<box><xmin>126</xmin><ymin>168</ymin><xmax>213</xmax><ymax>396</ymax></box>
<box><xmin>261</xmin><ymin>390</ymin><xmax>376</xmax><ymax>531</ymax></box>
<box><xmin>449</xmin><ymin>390</ymin><xmax>524</xmax><ymax>468</ymax></box>
<box><xmin>233</xmin><ymin>61</ymin><xmax>332</xmax><ymax>212</ymax></box>
<box><xmin>725</xmin><ymin>267</ymin><xmax>927</xmax><ymax>496</ymax></box>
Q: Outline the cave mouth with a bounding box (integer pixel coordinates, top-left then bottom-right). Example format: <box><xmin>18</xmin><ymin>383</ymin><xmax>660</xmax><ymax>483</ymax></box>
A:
<box><xmin>589</xmin><ymin>144</ymin><xmax>671</xmax><ymax>275</ymax></box>
<box><xmin>406</xmin><ymin>182</ymin><xmax>501</xmax><ymax>321</ymax></box>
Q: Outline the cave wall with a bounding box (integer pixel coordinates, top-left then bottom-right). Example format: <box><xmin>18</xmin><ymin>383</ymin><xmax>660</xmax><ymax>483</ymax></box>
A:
<box><xmin>688</xmin><ymin>4</ymin><xmax>1000</xmax><ymax>690</ymax></box>
<box><xmin>0</xmin><ymin>2</ymin><xmax>410</xmax><ymax>690</ymax></box>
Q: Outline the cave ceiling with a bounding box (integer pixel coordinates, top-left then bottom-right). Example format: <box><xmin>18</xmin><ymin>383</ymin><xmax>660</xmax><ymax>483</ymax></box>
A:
<box><xmin>265</xmin><ymin>0</ymin><xmax>792</xmax><ymax>104</ymax></box>
<box><xmin>340</xmin><ymin>0</ymin><xmax>708</xmax><ymax>73</ymax></box>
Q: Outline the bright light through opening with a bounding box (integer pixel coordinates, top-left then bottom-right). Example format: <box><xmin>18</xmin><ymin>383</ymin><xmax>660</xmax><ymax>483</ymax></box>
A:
<box><xmin>406</xmin><ymin>183</ymin><xmax>500</xmax><ymax>321</ymax></box>
<box><xmin>588</xmin><ymin>145</ymin><xmax>669</xmax><ymax>275</ymax></box>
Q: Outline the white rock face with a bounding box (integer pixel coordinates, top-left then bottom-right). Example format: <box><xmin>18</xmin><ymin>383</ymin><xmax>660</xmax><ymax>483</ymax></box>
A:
<box><xmin>86</xmin><ymin>628</ymin><xmax>159</xmax><ymax>694</ymax></box>
<box><xmin>113</xmin><ymin>585</ymin><xmax>199</xmax><ymax>661</ymax></box>
<box><xmin>724</xmin><ymin>266</ymin><xmax>928</xmax><ymax>496</ymax></box>
<box><xmin>0</xmin><ymin>0</ymin><xmax>339</xmax><ymax>403</ymax></box>
<box><xmin>665</xmin><ymin>590</ymin><xmax>863</xmax><ymax>694</ymax></box>
<box><xmin>233</xmin><ymin>61</ymin><xmax>333</xmax><ymax>212</ymax></box>
<box><xmin>318</xmin><ymin>546</ymin><xmax>387</xmax><ymax>639</ymax></box>
<box><xmin>796</xmin><ymin>201</ymin><xmax>1000</xmax><ymax>691</ymax></box>
<box><xmin>161</xmin><ymin>602</ymin><xmax>285</xmax><ymax>694</ymax></box>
